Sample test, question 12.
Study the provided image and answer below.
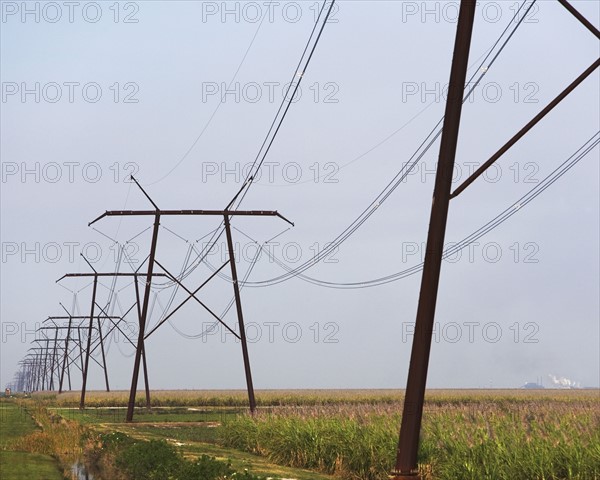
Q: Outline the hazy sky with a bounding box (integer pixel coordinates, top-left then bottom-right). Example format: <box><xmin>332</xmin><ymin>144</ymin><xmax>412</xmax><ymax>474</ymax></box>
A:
<box><xmin>1</xmin><ymin>0</ymin><xmax>599</xmax><ymax>391</ymax></box>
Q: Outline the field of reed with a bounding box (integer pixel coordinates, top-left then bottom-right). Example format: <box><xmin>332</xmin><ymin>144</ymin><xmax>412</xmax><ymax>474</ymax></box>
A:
<box><xmin>29</xmin><ymin>389</ymin><xmax>600</xmax><ymax>480</ymax></box>
<box><xmin>218</xmin><ymin>391</ymin><xmax>600</xmax><ymax>480</ymax></box>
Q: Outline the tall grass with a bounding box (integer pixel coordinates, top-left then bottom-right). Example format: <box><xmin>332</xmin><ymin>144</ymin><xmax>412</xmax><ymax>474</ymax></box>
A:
<box><xmin>220</xmin><ymin>398</ymin><xmax>600</xmax><ymax>480</ymax></box>
<box><xmin>9</xmin><ymin>400</ymin><xmax>89</xmax><ymax>476</ymax></box>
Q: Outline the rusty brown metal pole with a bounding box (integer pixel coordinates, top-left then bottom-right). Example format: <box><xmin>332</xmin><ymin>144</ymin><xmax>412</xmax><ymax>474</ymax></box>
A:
<box><xmin>79</xmin><ymin>275</ymin><xmax>98</xmax><ymax>409</ymax></box>
<box><xmin>97</xmin><ymin>315</ymin><xmax>110</xmax><ymax>392</ymax></box>
<box><xmin>392</xmin><ymin>1</ymin><xmax>477</xmax><ymax>477</ymax></box>
<box><xmin>58</xmin><ymin>316</ymin><xmax>71</xmax><ymax>393</ymax></box>
<box><xmin>224</xmin><ymin>214</ymin><xmax>257</xmax><ymax>413</ymax></box>
<box><xmin>49</xmin><ymin>328</ymin><xmax>59</xmax><ymax>390</ymax></box>
<box><xmin>141</xmin><ymin>346</ymin><xmax>151</xmax><ymax>408</ymax></box>
<box><xmin>134</xmin><ymin>276</ymin><xmax>151</xmax><ymax>409</ymax></box>
<box><xmin>58</xmin><ymin>321</ymin><xmax>71</xmax><ymax>393</ymax></box>
<box><xmin>126</xmin><ymin>213</ymin><xmax>160</xmax><ymax>422</ymax></box>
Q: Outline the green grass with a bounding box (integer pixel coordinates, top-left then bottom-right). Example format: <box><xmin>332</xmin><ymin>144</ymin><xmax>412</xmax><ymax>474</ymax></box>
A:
<box><xmin>0</xmin><ymin>451</ymin><xmax>64</xmax><ymax>480</ymax></box>
<box><xmin>0</xmin><ymin>401</ymin><xmax>63</xmax><ymax>480</ymax></box>
<box><xmin>0</xmin><ymin>402</ymin><xmax>39</xmax><ymax>446</ymax></box>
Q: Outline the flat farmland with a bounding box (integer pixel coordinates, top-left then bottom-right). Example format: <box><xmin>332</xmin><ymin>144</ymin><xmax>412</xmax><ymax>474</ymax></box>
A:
<box><xmin>20</xmin><ymin>388</ymin><xmax>593</xmax><ymax>480</ymax></box>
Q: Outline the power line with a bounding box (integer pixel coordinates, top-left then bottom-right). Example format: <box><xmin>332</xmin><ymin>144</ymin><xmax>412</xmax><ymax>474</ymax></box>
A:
<box><xmin>172</xmin><ymin>0</ymin><xmax>533</xmax><ymax>289</ymax></box>
<box><xmin>143</xmin><ymin>0</ymin><xmax>336</xmax><ymax>292</ymax></box>
<box><xmin>239</xmin><ymin>131</ymin><xmax>599</xmax><ymax>289</ymax></box>
<box><xmin>196</xmin><ymin>0</ymin><xmax>536</xmax><ymax>288</ymax></box>
<box><xmin>243</xmin><ymin>0</ymin><xmax>536</xmax><ymax>286</ymax></box>
<box><xmin>237</xmin><ymin>0</ymin><xmax>336</xmax><ymax>197</ymax></box>
<box><xmin>147</xmin><ymin>0</ymin><xmax>276</xmax><ymax>185</ymax></box>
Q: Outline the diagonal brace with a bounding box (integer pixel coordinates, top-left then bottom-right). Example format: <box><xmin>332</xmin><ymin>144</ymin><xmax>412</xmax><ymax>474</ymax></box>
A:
<box><xmin>144</xmin><ymin>260</ymin><xmax>230</xmax><ymax>339</ymax></box>
<box><xmin>153</xmin><ymin>260</ymin><xmax>241</xmax><ymax>340</ymax></box>
<box><xmin>451</xmin><ymin>57</ymin><xmax>600</xmax><ymax>198</ymax></box>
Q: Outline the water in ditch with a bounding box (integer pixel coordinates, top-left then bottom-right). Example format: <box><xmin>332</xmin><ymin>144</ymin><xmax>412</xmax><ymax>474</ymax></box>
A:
<box><xmin>70</xmin><ymin>461</ymin><xmax>96</xmax><ymax>480</ymax></box>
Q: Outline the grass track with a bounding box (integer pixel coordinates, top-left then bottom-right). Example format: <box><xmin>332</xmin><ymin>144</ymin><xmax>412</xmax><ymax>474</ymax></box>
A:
<box><xmin>91</xmin><ymin>420</ymin><xmax>335</xmax><ymax>480</ymax></box>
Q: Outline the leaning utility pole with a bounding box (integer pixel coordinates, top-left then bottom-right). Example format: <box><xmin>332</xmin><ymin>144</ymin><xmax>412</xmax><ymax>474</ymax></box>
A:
<box><xmin>392</xmin><ymin>1</ymin><xmax>599</xmax><ymax>477</ymax></box>
<box><xmin>392</xmin><ymin>3</ymin><xmax>476</xmax><ymax>478</ymax></box>
<box><xmin>89</xmin><ymin>177</ymin><xmax>293</xmax><ymax>422</ymax></box>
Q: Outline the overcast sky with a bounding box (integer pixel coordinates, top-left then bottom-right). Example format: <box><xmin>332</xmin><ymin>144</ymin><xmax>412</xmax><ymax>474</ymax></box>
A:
<box><xmin>1</xmin><ymin>0</ymin><xmax>599</xmax><ymax>392</ymax></box>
